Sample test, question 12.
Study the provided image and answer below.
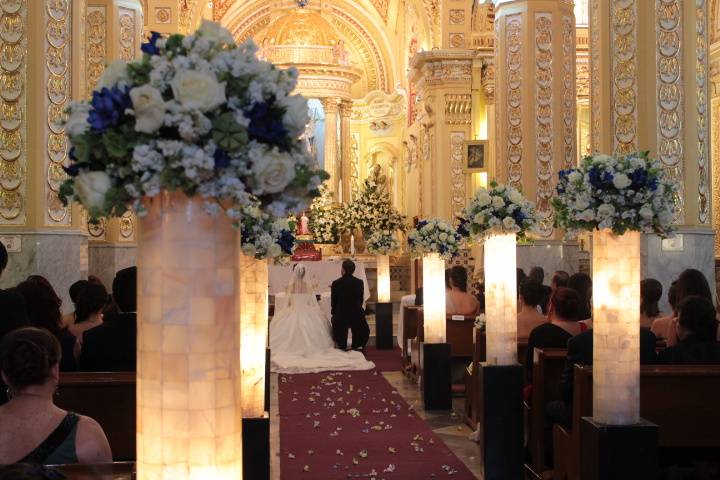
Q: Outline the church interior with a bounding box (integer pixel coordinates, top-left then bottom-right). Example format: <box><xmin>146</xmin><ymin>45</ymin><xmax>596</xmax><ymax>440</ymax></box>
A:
<box><xmin>0</xmin><ymin>0</ymin><xmax>720</xmax><ymax>478</ymax></box>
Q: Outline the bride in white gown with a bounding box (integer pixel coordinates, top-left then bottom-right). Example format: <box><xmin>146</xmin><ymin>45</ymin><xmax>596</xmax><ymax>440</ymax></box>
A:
<box><xmin>269</xmin><ymin>263</ymin><xmax>375</xmax><ymax>374</ymax></box>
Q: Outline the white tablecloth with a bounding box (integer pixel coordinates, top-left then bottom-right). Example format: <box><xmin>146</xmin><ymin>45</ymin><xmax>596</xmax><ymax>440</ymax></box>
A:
<box><xmin>269</xmin><ymin>260</ymin><xmax>370</xmax><ymax>303</ymax></box>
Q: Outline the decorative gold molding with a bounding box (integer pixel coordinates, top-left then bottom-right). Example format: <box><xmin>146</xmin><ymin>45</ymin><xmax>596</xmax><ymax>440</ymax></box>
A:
<box><xmin>535</xmin><ymin>12</ymin><xmax>553</xmax><ymax>237</ymax></box>
<box><xmin>86</xmin><ymin>6</ymin><xmax>106</xmax><ymax>96</ymax></box>
<box><xmin>450</xmin><ymin>132</ymin><xmax>466</xmax><ymax>218</ymax></box>
<box><xmin>562</xmin><ymin>15</ymin><xmax>576</xmax><ymax>169</ymax></box>
<box><xmin>350</xmin><ymin>132</ymin><xmax>360</xmax><ymax>200</ymax></box>
<box><xmin>712</xmin><ymin>96</ymin><xmax>720</xmax><ymax>253</ymax></box>
<box><xmin>370</xmin><ymin>0</ymin><xmax>389</xmax><ymax>23</ymax></box>
<box><xmin>118</xmin><ymin>7</ymin><xmax>136</xmax><ymax>62</ymax></box>
<box><xmin>656</xmin><ymin>0</ymin><xmax>684</xmax><ymax>223</ymax></box>
<box><xmin>444</xmin><ymin>94</ymin><xmax>471</xmax><ymax>125</ymax></box>
<box><xmin>611</xmin><ymin>0</ymin><xmax>638</xmax><ymax>156</ymax></box>
<box><xmin>506</xmin><ymin>14</ymin><xmax>522</xmax><ymax>189</ymax></box>
<box><xmin>46</xmin><ymin>0</ymin><xmax>70</xmax><ymax>225</ymax></box>
<box><xmin>0</xmin><ymin>0</ymin><xmax>26</xmax><ymax>224</ymax></box>
<box><xmin>213</xmin><ymin>0</ymin><xmax>235</xmax><ymax>22</ymax></box>
<box><xmin>697</xmin><ymin>0</ymin><xmax>710</xmax><ymax>224</ymax></box>
<box><xmin>590</xmin><ymin>0</ymin><xmax>600</xmax><ymax>152</ymax></box>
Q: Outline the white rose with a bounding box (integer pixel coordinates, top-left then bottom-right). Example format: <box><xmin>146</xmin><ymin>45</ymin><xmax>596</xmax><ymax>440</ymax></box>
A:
<box><xmin>267</xmin><ymin>243</ymin><xmax>282</xmax><ymax>258</ymax></box>
<box><xmin>491</xmin><ymin>196</ymin><xmax>505</xmax><ymax>209</ymax></box>
<box><xmin>594</xmin><ymin>154</ymin><xmax>615</xmax><ymax>164</ymax></box>
<box><xmin>577</xmin><ymin>209</ymin><xmax>596</xmax><ymax>222</ymax></box>
<box><xmin>251</xmin><ymin>148</ymin><xmax>296</xmax><ymax>194</ymax></box>
<box><xmin>242</xmin><ymin>244</ymin><xmax>257</xmax><ymax>258</ymax></box>
<box><xmin>74</xmin><ymin>171</ymin><xmax>112</xmax><ymax>212</ymax></box>
<box><xmin>439</xmin><ymin>232</ymin><xmax>448</xmax><ymax>241</ymax></box>
<box><xmin>597</xmin><ymin>203</ymin><xmax>616</xmax><ymax>218</ymax></box>
<box><xmin>97</xmin><ymin>60</ymin><xmax>130</xmax><ymax>89</ymax></box>
<box><xmin>473</xmin><ymin>213</ymin><xmax>484</xmax><ymax>224</ymax></box>
<box><xmin>130</xmin><ymin>85</ymin><xmax>166</xmax><ymax>134</ymax></box>
<box><xmin>573</xmin><ymin>195</ymin><xmax>590</xmax><ymax>211</ymax></box>
<box><xmin>171</xmin><ymin>71</ymin><xmax>226</xmax><ymax>112</ymax></box>
<box><xmin>612</xmin><ymin>173</ymin><xmax>632</xmax><ymax>189</ymax></box>
<box><xmin>502</xmin><ymin>216</ymin><xmax>516</xmax><ymax>230</ymax></box>
<box><xmin>277</xmin><ymin>94</ymin><xmax>309</xmax><ymax>138</ymax></box>
<box><xmin>568</xmin><ymin>171</ymin><xmax>583</xmax><ymax>183</ymax></box>
<box><xmin>476</xmin><ymin>190</ymin><xmax>492</xmax><ymax>207</ymax></box>
<box><xmin>65</xmin><ymin>103</ymin><xmax>91</xmax><ymax>136</ymax></box>
<box><xmin>507</xmin><ymin>189</ymin><xmax>523</xmax><ymax>205</ymax></box>
<box><xmin>197</xmin><ymin>19</ymin><xmax>234</xmax><ymax>45</ymax></box>
<box><xmin>638</xmin><ymin>204</ymin><xmax>654</xmax><ymax>221</ymax></box>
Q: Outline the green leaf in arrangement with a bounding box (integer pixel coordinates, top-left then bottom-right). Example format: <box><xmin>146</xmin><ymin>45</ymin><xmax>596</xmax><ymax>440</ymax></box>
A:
<box><xmin>102</xmin><ymin>129</ymin><xmax>131</xmax><ymax>159</ymax></box>
<box><xmin>212</xmin><ymin>112</ymin><xmax>248</xmax><ymax>152</ymax></box>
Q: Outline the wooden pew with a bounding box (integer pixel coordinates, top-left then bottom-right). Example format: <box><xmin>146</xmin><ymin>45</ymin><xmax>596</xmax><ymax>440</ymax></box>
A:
<box><xmin>553</xmin><ymin>364</ymin><xmax>720</xmax><ymax>480</ymax></box>
<box><xmin>401</xmin><ymin>305</ymin><xmax>420</xmax><ymax>374</ymax></box>
<box><xmin>527</xmin><ymin>348</ymin><xmax>568</xmax><ymax>477</ymax></box>
<box><xmin>57</xmin><ymin>372</ymin><xmax>136</xmax><ymax>461</ymax></box>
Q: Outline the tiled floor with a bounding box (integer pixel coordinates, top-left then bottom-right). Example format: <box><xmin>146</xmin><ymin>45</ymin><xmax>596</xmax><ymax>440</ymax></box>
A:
<box><xmin>269</xmin><ymin>371</ymin><xmax>482</xmax><ymax>479</ymax></box>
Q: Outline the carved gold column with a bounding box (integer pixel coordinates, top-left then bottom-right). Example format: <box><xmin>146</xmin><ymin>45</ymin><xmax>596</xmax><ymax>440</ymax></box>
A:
<box><xmin>494</xmin><ymin>0</ymin><xmax>577</xmax><ymax>238</ymax></box>
<box><xmin>339</xmin><ymin>99</ymin><xmax>352</xmax><ymax>203</ymax></box>
<box><xmin>322</xmin><ymin>97</ymin><xmax>340</xmax><ymax>202</ymax></box>
<box><xmin>83</xmin><ymin>0</ymin><xmax>143</xmax><ymax>288</ymax></box>
<box><xmin>712</xmin><ymin>73</ymin><xmax>720</xmax><ymax>256</ymax></box>
<box><xmin>589</xmin><ymin>0</ymin><xmax>715</xmax><ymax>308</ymax></box>
<box><xmin>0</xmin><ymin>0</ymin><xmax>85</xmax><ymax>310</ymax></box>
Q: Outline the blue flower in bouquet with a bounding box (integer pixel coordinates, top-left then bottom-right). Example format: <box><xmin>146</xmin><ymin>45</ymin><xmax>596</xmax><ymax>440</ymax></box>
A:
<box><xmin>245</xmin><ymin>101</ymin><xmax>289</xmax><ymax>149</ymax></box>
<box><xmin>407</xmin><ymin>218</ymin><xmax>461</xmax><ymax>260</ymax></box>
<box><xmin>456</xmin><ymin>218</ymin><xmax>470</xmax><ymax>238</ymax></box>
<box><xmin>278</xmin><ymin>229</ymin><xmax>296</xmax><ymax>255</ymax></box>
<box><xmin>141</xmin><ymin>32</ymin><xmax>162</xmax><ymax>56</ymax></box>
<box><xmin>88</xmin><ymin>86</ymin><xmax>131</xmax><ymax>132</ymax></box>
<box><xmin>552</xmin><ymin>151</ymin><xmax>677</xmax><ymax>236</ymax></box>
<box><xmin>213</xmin><ymin>148</ymin><xmax>231</xmax><ymax>169</ymax></box>
<box><xmin>366</xmin><ymin>231</ymin><xmax>400</xmax><ymax>255</ymax></box>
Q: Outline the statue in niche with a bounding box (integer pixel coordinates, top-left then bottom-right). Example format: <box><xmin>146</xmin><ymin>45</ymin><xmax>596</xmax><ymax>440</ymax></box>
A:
<box><xmin>332</xmin><ymin>39</ymin><xmax>350</xmax><ymax>66</ymax></box>
<box><xmin>257</xmin><ymin>37</ymin><xmax>270</xmax><ymax>61</ymax></box>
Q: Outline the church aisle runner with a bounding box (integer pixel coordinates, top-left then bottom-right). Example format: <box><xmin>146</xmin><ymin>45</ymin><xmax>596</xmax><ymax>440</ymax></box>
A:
<box><xmin>363</xmin><ymin>346</ymin><xmax>403</xmax><ymax>372</ymax></box>
<box><xmin>278</xmin><ymin>370</ymin><xmax>475</xmax><ymax>479</ymax></box>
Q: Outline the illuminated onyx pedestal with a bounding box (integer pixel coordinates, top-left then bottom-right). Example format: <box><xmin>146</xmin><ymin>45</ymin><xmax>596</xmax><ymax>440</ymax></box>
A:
<box><xmin>581</xmin><ymin>230</ymin><xmax>657</xmax><ymax>479</ymax></box>
<box><xmin>476</xmin><ymin>233</ymin><xmax>523</xmax><ymax>480</ymax></box>
<box><xmin>375</xmin><ymin>254</ymin><xmax>393</xmax><ymax>349</ymax></box>
<box><xmin>239</xmin><ymin>255</ymin><xmax>270</xmax><ymax>480</ymax></box>
<box><xmin>420</xmin><ymin>253</ymin><xmax>451</xmax><ymax>410</ymax></box>
<box><xmin>136</xmin><ymin>193</ymin><xmax>243</xmax><ymax>480</ymax></box>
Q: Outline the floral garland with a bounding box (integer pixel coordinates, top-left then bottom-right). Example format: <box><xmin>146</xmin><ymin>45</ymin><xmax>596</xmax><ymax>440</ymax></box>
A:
<box><xmin>365</xmin><ymin>231</ymin><xmax>400</xmax><ymax>255</ymax></box>
<box><xmin>407</xmin><ymin>218</ymin><xmax>461</xmax><ymax>260</ymax></box>
<box><xmin>60</xmin><ymin>21</ymin><xmax>327</xmax><ymax>221</ymax></box>
<box><xmin>552</xmin><ymin>151</ymin><xmax>676</xmax><ymax>236</ymax></box>
<box><xmin>459</xmin><ymin>181</ymin><xmax>538</xmax><ymax>242</ymax></box>
<box><xmin>239</xmin><ymin>205</ymin><xmax>296</xmax><ymax>259</ymax></box>
<box><xmin>345</xmin><ymin>165</ymin><xmax>406</xmax><ymax>234</ymax></box>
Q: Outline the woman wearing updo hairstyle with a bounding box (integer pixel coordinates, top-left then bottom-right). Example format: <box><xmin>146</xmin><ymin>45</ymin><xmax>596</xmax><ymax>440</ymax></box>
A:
<box><xmin>0</xmin><ymin>328</ymin><xmax>111</xmax><ymax>465</ymax></box>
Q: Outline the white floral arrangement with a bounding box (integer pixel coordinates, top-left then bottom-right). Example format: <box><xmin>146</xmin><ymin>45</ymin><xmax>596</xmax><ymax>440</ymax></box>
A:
<box><xmin>552</xmin><ymin>151</ymin><xmax>676</xmax><ymax>236</ymax></box>
<box><xmin>308</xmin><ymin>184</ymin><xmax>339</xmax><ymax>243</ymax></box>
<box><xmin>345</xmin><ymin>165</ymin><xmax>406</xmax><ymax>234</ymax></box>
<box><xmin>459</xmin><ymin>180</ymin><xmax>538</xmax><ymax>242</ymax></box>
<box><xmin>60</xmin><ymin>21</ymin><xmax>327</xmax><ymax>221</ymax></box>
<box><xmin>474</xmin><ymin>314</ymin><xmax>486</xmax><ymax>330</ymax></box>
<box><xmin>365</xmin><ymin>231</ymin><xmax>400</xmax><ymax>255</ymax></box>
<box><xmin>238</xmin><ymin>205</ymin><xmax>296</xmax><ymax>259</ymax></box>
<box><xmin>407</xmin><ymin>218</ymin><xmax>462</xmax><ymax>260</ymax></box>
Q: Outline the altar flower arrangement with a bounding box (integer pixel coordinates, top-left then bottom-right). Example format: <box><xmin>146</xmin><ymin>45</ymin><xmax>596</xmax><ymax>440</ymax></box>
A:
<box><xmin>345</xmin><ymin>165</ymin><xmax>406</xmax><ymax>234</ymax></box>
<box><xmin>458</xmin><ymin>181</ymin><xmax>538</xmax><ymax>242</ymax></box>
<box><xmin>365</xmin><ymin>231</ymin><xmax>400</xmax><ymax>255</ymax></box>
<box><xmin>407</xmin><ymin>219</ymin><xmax>461</xmax><ymax>260</ymax></box>
<box><xmin>308</xmin><ymin>184</ymin><xmax>340</xmax><ymax>244</ymax></box>
<box><xmin>238</xmin><ymin>204</ymin><xmax>296</xmax><ymax>259</ymax></box>
<box><xmin>60</xmin><ymin>20</ymin><xmax>327</xmax><ymax>220</ymax></box>
<box><xmin>552</xmin><ymin>151</ymin><xmax>676</xmax><ymax>236</ymax></box>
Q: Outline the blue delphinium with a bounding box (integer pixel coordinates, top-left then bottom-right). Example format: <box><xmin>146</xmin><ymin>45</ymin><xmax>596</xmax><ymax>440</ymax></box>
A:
<box><xmin>88</xmin><ymin>86</ymin><xmax>131</xmax><ymax>132</ymax></box>
<box><xmin>141</xmin><ymin>32</ymin><xmax>162</xmax><ymax>56</ymax></box>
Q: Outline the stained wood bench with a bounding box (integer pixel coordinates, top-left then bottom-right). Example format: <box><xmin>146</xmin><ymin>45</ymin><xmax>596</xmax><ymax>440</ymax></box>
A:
<box><xmin>553</xmin><ymin>364</ymin><xmax>720</xmax><ymax>480</ymax></box>
<box><xmin>401</xmin><ymin>305</ymin><xmax>420</xmax><ymax>375</ymax></box>
<box><xmin>57</xmin><ymin>372</ymin><xmax>136</xmax><ymax>461</ymax></box>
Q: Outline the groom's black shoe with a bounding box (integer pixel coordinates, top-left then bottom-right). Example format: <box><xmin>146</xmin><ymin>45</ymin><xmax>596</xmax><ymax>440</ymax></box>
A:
<box><xmin>352</xmin><ymin>346</ymin><xmax>365</xmax><ymax>353</ymax></box>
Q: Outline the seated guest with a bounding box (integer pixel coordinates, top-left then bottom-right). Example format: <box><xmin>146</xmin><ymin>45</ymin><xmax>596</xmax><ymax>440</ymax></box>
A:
<box><xmin>639</xmin><ymin>278</ymin><xmax>664</xmax><ymax>330</ymax></box>
<box><xmin>664</xmin><ymin>269</ymin><xmax>718</xmax><ymax>346</ymax></box>
<box><xmin>525</xmin><ymin>287</ymin><xmax>582</xmax><ymax>381</ymax></box>
<box><xmin>0</xmin><ymin>242</ymin><xmax>28</xmax><ymax>405</ymax></box>
<box><xmin>517</xmin><ymin>268</ymin><xmax>527</xmax><ymax>289</ymax></box>
<box><xmin>14</xmin><ymin>277</ymin><xmax>76</xmax><ymax>372</ymax></box>
<box><xmin>529</xmin><ymin>266</ymin><xmax>552</xmax><ymax>314</ymax></box>
<box><xmin>67</xmin><ymin>283</ymin><xmax>108</xmax><ymax>361</ymax></box>
<box><xmin>79</xmin><ymin>267</ymin><xmax>137</xmax><ymax>372</ymax></box>
<box><xmin>446</xmin><ymin>266</ymin><xmax>480</xmax><ymax>316</ymax></box>
<box><xmin>658</xmin><ymin>296</ymin><xmax>720</xmax><ymax>364</ymax></box>
<box><xmin>651</xmin><ymin>281</ymin><xmax>677</xmax><ymax>341</ymax></box>
<box><xmin>61</xmin><ymin>280</ymin><xmax>89</xmax><ymax>328</ymax></box>
<box><xmin>0</xmin><ymin>327</ymin><xmax>111</xmax><ymax>464</ymax></box>
<box><xmin>568</xmin><ymin>273</ymin><xmax>593</xmax><ymax>328</ymax></box>
<box><xmin>517</xmin><ymin>279</ymin><xmax>547</xmax><ymax>339</ymax></box>
<box><xmin>551</xmin><ymin>270</ymin><xmax>570</xmax><ymax>292</ymax></box>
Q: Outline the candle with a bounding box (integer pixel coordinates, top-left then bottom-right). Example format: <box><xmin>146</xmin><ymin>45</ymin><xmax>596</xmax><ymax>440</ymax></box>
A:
<box><xmin>350</xmin><ymin>234</ymin><xmax>355</xmax><ymax>255</ymax></box>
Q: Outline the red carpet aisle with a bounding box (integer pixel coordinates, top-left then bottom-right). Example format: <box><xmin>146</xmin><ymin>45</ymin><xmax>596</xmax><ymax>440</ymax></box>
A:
<box><xmin>278</xmin><ymin>370</ymin><xmax>475</xmax><ymax>479</ymax></box>
<box><xmin>363</xmin><ymin>346</ymin><xmax>403</xmax><ymax>372</ymax></box>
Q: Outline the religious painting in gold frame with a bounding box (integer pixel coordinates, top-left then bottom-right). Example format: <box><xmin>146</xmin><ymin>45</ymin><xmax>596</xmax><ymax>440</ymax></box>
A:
<box><xmin>464</xmin><ymin>140</ymin><xmax>487</xmax><ymax>172</ymax></box>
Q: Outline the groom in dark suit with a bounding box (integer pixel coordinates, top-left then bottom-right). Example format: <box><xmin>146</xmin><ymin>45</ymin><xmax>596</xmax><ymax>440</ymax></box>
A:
<box><xmin>331</xmin><ymin>259</ymin><xmax>369</xmax><ymax>351</ymax></box>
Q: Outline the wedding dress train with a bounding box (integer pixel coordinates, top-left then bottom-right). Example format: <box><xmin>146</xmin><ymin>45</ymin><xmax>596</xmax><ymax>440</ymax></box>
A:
<box><xmin>269</xmin><ymin>264</ymin><xmax>375</xmax><ymax>374</ymax></box>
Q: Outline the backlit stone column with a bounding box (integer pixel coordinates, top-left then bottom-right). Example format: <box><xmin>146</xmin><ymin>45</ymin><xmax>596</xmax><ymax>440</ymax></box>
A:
<box><xmin>494</xmin><ymin>0</ymin><xmax>577</xmax><ymax>239</ymax></box>
<box><xmin>83</xmin><ymin>0</ymin><xmax>143</xmax><ymax>288</ymax></box>
<box><xmin>589</xmin><ymin>0</ymin><xmax>715</xmax><ymax>310</ymax></box>
<box><xmin>339</xmin><ymin>100</ymin><xmax>353</xmax><ymax>203</ymax></box>
<box><xmin>322</xmin><ymin>97</ymin><xmax>340</xmax><ymax>202</ymax></box>
<box><xmin>0</xmin><ymin>0</ymin><xmax>86</xmax><ymax>311</ymax></box>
